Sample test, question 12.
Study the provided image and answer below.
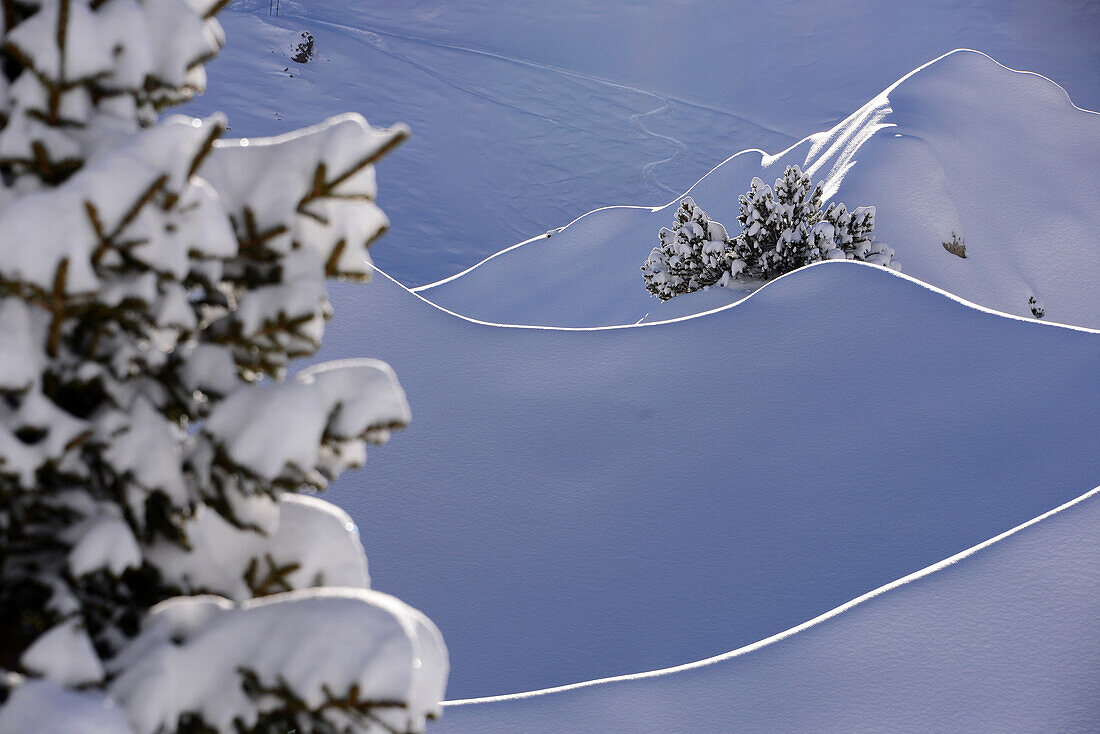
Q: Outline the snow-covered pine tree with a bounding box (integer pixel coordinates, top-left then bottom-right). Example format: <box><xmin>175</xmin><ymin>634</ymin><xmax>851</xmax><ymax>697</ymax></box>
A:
<box><xmin>0</xmin><ymin>2</ymin><xmax>446</xmax><ymax>732</ymax></box>
<box><xmin>730</xmin><ymin>165</ymin><xmax>897</xmax><ymax>280</ymax></box>
<box><xmin>641</xmin><ymin>197</ymin><xmax>733</xmax><ymax>301</ymax></box>
<box><xmin>821</xmin><ymin>199</ymin><xmax>894</xmax><ymax>267</ymax></box>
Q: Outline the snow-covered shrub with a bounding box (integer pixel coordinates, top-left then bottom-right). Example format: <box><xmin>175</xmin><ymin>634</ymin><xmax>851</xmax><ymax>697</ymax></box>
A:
<box><xmin>730</xmin><ymin>165</ymin><xmax>897</xmax><ymax>280</ymax></box>
<box><xmin>641</xmin><ymin>167</ymin><xmax>897</xmax><ymax>301</ymax></box>
<box><xmin>641</xmin><ymin>197</ymin><xmax>734</xmax><ymax>301</ymax></box>
<box><xmin>0</xmin><ymin>1</ymin><xmax>445</xmax><ymax>732</ymax></box>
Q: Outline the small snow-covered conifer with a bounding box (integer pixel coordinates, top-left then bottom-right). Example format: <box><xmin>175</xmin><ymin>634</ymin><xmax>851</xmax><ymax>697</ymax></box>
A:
<box><xmin>641</xmin><ymin>167</ymin><xmax>897</xmax><ymax>301</ymax></box>
<box><xmin>641</xmin><ymin>197</ymin><xmax>734</xmax><ymax>301</ymax></box>
<box><xmin>0</xmin><ymin>2</ymin><xmax>446</xmax><ymax>732</ymax></box>
<box><xmin>730</xmin><ymin>165</ymin><xmax>897</xmax><ymax>280</ymax></box>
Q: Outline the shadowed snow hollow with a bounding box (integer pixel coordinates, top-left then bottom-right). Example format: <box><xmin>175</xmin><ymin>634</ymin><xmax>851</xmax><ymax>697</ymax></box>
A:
<box><xmin>437</xmin><ymin>487</ymin><xmax>1100</xmax><ymax>731</ymax></box>
<box><xmin>420</xmin><ymin>51</ymin><xmax>1100</xmax><ymax>328</ymax></box>
<box><xmin>317</xmin><ymin>262</ymin><xmax>1100</xmax><ymax>698</ymax></box>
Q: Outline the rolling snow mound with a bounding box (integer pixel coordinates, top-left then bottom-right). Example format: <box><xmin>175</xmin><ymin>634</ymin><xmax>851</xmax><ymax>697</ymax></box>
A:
<box><xmin>437</xmin><ymin>486</ymin><xmax>1100</xmax><ymax>732</ymax></box>
<box><xmin>419</xmin><ymin>50</ymin><xmax>1100</xmax><ymax>329</ymax></box>
<box><xmin>320</xmin><ymin>261</ymin><xmax>1100</xmax><ymax>698</ymax></box>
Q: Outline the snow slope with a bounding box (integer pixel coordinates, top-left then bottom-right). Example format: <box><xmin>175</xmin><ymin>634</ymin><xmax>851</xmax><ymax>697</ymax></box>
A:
<box><xmin>316</xmin><ymin>262</ymin><xmax>1100</xmax><ymax>698</ymax></box>
<box><xmin>173</xmin><ymin>1</ymin><xmax>1100</xmax><ymax>712</ymax></box>
<box><xmin>420</xmin><ymin>50</ymin><xmax>1100</xmax><ymax>328</ymax></box>
<box><xmin>183</xmin><ymin>2</ymin><xmax>1100</xmax><ymax>286</ymax></box>
<box><xmin>437</xmin><ymin>486</ymin><xmax>1100</xmax><ymax>732</ymax></box>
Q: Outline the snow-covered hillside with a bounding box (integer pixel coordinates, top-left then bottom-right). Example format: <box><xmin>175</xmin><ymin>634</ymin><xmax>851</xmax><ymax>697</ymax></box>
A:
<box><xmin>317</xmin><ymin>263</ymin><xmax>1099</xmax><ymax>698</ymax></box>
<box><xmin>421</xmin><ymin>50</ymin><xmax>1100</xmax><ymax>328</ymax></box>
<box><xmin>0</xmin><ymin>0</ymin><xmax>1095</xmax><ymax>730</ymax></box>
<box><xmin>170</xmin><ymin>0</ymin><xmax>1099</xmax><ymax>721</ymax></box>
<box><xmin>184</xmin><ymin>2</ymin><xmax>1100</xmax><ymax>287</ymax></box>
<box><xmin>437</xmin><ymin>486</ymin><xmax>1100</xmax><ymax>732</ymax></box>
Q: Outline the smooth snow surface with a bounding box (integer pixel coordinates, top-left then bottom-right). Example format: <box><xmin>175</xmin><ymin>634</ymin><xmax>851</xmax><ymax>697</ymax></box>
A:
<box><xmin>422</xmin><ymin>51</ymin><xmax>1100</xmax><ymax>328</ymax></box>
<box><xmin>317</xmin><ymin>263</ymin><xmax>1100</xmax><ymax>698</ymax></box>
<box><xmin>0</xmin><ymin>681</ymin><xmax>135</xmax><ymax>734</ymax></box>
<box><xmin>168</xmin><ymin>0</ymin><xmax>1100</xmax><ymax>714</ymax></box>
<box><xmin>437</xmin><ymin>486</ymin><xmax>1100</xmax><ymax>732</ymax></box>
<box><xmin>183</xmin><ymin>2</ymin><xmax>1100</xmax><ymax>286</ymax></box>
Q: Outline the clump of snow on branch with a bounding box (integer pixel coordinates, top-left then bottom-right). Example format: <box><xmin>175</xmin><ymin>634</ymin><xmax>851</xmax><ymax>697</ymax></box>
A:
<box><xmin>108</xmin><ymin>591</ymin><xmax>446</xmax><ymax>734</ymax></box>
<box><xmin>0</xmin><ymin>679</ymin><xmax>135</xmax><ymax>734</ymax></box>
<box><xmin>149</xmin><ymin>494</ymin><xmax>372</xmax><ymax>600</ymax></box>
<box><xmin>0</xmin><ymin>0</ymin><xmax>446</xmax><ymax>731</ymax></box>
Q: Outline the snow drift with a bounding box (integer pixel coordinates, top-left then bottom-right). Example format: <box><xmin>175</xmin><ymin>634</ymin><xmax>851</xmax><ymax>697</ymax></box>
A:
<box><xmin>319</xmin><ymin>262</ymin><xmax>1100</xmax><ymax>698</ymax></box>
<box><xmin>437</xmin><ymin>486</ymin><xmax>1100</xmax><ymax>732</ymax></box>
<box><xmin>173</xmin><ymin>3</ymin><xmax>1100</xmax><ymax>714</ymax></box>
<box><xmin>419</xmin><ymin>50</ymin><xmax>1100</xmax><ymax>328</ymax></box>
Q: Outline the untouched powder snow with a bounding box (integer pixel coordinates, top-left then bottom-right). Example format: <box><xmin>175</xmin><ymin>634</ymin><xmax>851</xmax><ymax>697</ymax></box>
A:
<box><xmin>0</xmin><ymin>680</ymin><xmax>135</xmax><ymax>734</ymax></box>
<box><xmin>420</xmin><ymin>50</ymin><xmax>1100</xmax><ymax>328</ymax></box>
<box><xmin>163</xmin><ymin>1</ymin><xmax>1100</xmax><ymax>714</ymax></box>
<box><xmin>315</xmin><ymin>262</ymin><xmax>1100</xmax><ymax>698</ymax></box>
<box><xmin>183</xmin><ymin>3</ymin><xmax>1100</xmax><ymax>286</ymax></box>
<box><xmin>437</xmin><ymin>486</ymin><xmax>1100</xmax><ymax>732</ymax></box>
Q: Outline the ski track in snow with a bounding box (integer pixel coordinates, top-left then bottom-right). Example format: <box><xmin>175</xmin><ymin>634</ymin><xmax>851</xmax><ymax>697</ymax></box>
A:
<box><xmin>629</xmin><ymin>103</ymin><xmax>685</xmax><ymax>195</ymax></box>
<box><xmin>310</xmin><ymin>19</ymin><xmax>596</xmax><ymax>138</ymax></box>
<box><xmin>306</xmin><ymin>14</ymin><xmax>795</xmax><ymax>136</ymax></box>
<box><xmin>277</xmin><ymin>11</ymin><xmax>792</xmax><ymax>196</ymax></box>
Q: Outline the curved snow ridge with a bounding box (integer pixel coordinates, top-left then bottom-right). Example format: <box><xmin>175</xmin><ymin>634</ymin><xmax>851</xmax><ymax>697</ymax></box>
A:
<box><xmin>407</xmin><ymin>146</ymin><xmax>769</xmax><ymax>295</ymax></box>
<box><xmin>884</xmin><ymin>48</ymin><xmax>1098</xmax><ymax>116</ymax></box>
<box><xmin>444</xmin><ymin>482</ymin><xmax>1100</xmax><ymax>707</ymax></box>
<box><xmin>790</xmin><ymin>48</ymin><xmax>1098</xmax><ymax>194</ymax></box>
<box><xmin>387</xmin><ymin>261</ymin><xmax>1100</xmax><ymax>335</ymax></box>
<box><xmin>414</xmin><ymin>49</ymin><xmax>1100</xmax><ymax>329</ymax></box>
<box><xmin>409</xmin><ymin>152</ymin><xmax>776</xmax><ymax>295</ymax></box>
<box><xmin>334</xmin><ymin>250</ymin><xmax>1100</xmax><ymax>697</ymax></box>
<box><xmin>409</xmin><ymin>208</ymin><xmax>659</xmax><ymax>294</ymax></box>
<box><xmin>420</xmin><ymin>48</ymin><xmax>1099</xmax><ymax>292</ymax></box>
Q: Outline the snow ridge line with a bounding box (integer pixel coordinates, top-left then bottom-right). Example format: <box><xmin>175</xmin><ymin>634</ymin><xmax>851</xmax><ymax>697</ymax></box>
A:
<box><xmin>443</xmin><ymin>483</ymin><xmax>1100</xmax><ymax>706</ymax></box>
<box><xmin>386</xmin><ymin>262</ymin><xmax>1100</xmax><ymax>335</ymax></box>
<box><xmin>411</xmin><ymin>48</ymin><xmax>1100</xmax><ymax>293</ymax></box>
